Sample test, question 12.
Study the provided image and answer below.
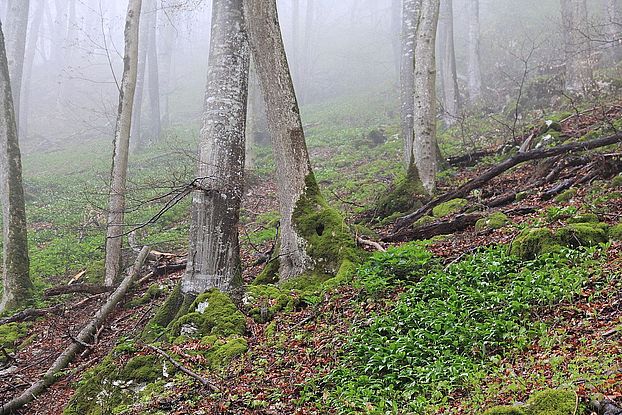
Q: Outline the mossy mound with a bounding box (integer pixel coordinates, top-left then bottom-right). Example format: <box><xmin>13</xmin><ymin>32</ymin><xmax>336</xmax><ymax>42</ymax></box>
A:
<box><xmin>243</xmin><ymin>285</ymin><xmax>294</xmax><ymax>323</ymax></box>
<box><xmin>169</xmin><ymin>289</ymin><xmax>246</xmax><ymax>338</ymax></box>
<box><xmin>476</xmin><ymin>212</ymin><xmax>510</xmax><ymax>231</ymax></box>
<box><xmin>609</xmin><ymin>223</ymin><xmax>622</xmax><ymax>240</ymax></box>
<box><xmin>567</xmin><ymin>213</ymin><xmax>599</xmax><ymax>224</ymax></box>
<box><xmin>554</xmin><ymin>188</ymin><xmax>577</xmax><ymax>203</ymax></box>
<box><xmin>374</xmin><ymin>166</ymin><xmax>428</xmax><ymax>217</ymax></box>
<box><xmin>484</xmin><ymin>406</ymin><xmax>526</xmax><ymax>415</ymax></box>
<box><xmin>525</xmin><ymin>389</ymin><xmax>576</xmax><ymax>415</ymax></box>
<box><xmin>204</xmin><ymin>336</ymin><xmax>248</xmax><ymax>368</ymax></box>
<box><xmin>556</xmin><ymin>222</ymin><xmax>609</xmax><ymax>248</ymax></box>
<box><xmin>142</xmin><ymin>282</ymin><xmax>194</xmax><ymax>342</ymax></box>
<box><xmin>0</xmin><ymin>323</ymin><xmax>29</xmax><ymax>362</ymax></box>
<box><xmin>253</xmin><ymin>254</ymin><xmax>280</xmax><ymax>285</ymax></box>
<box><xmin>128</xmin><ymin>283</ymin><xmax>163</xmax><ymax>308</ymax></box>
<box><xmin>432</xmin><ymin>198</ymin><xmax>468</xmax><ymax>218</ymax></box>
<box><xmin>510</xmin><ymin>228</ymin><xmax>562</xmax><ymax>260</ymax></box>
<box><xmin>412</xmin><ymin>215</ymin><xmax>435</xmax><ymax>228</ymax></box>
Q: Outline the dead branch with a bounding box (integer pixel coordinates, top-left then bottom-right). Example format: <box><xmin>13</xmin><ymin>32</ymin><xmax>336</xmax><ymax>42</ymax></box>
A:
<box><xmin>384</xmin><ymin>213</ymin><xmax>484</xmax><ymax>243</ymax></box>
<box><xmin>394</xmin><ymin>132</ymin><xmax>622</xmax><ymax>232</ymax></box>
<box><xmin>356</xmin><ymin>236</ymin><xmax>386</xmax><ymax>252</ymax></box>
<box><xmin>44</xmin><ymin>283</ymin><xmax>114</xmax><ymax>298</ymax></box>
<box><xmin>0</xmin><ymin>304</ymin><xmax>64</xmax><ymax>325</ymax></box>
<box><xmin>0</xmin><ymin>246</ymin><xmax>150</xmax><ymax>415</ymax></box>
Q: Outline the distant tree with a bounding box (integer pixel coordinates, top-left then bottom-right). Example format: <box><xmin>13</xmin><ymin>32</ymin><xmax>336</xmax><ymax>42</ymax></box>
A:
<box><xmin>391</xmin><ymin>0</ymin><xmax>402</xmax><ymax>76</ymax></box>
<box><xmin>437</xmin><ymin>0</ymin><xmax>460</xmax><ymax>126</ymax></box>
<box><xmin>20</xmin><ymin>0</ymin><xmax>44</xmax><ymax>139</ymax></box>
<box><xmin>400</xmin><ymin>0</ymin><xmax>420</xmax><ymax>169</ymax></box>
<box><xmin>605</xmin><ymin>0</ymin><xmax>622</xmax><ymax>62</ymax></box>
<box><xmin>414</xmin><ymin>0</ymin><xmax>441</xmax><ymax>194</ymax></box>
<box><xmin>159</xmin><ymin>6</ymin><xmax>177</xmax><ymax>130</ymax></box>
<box><xmin>145</xmin><ymin>0</ymin><xmax>161</xmax><ymax>144</ymax></box>
<box><xmin>560</xmin><ymin>0</ymin><xmax>593</xmax><ymax>94</ymax></box>
<box><xmin>183</xmin><ymin>0</ymin><xmax>249</xmax><ymax>298</ymax></box>
<box><xmin>104</xmin><ymin>0</ymin><xmax>143</xmax><ymax>287</ymax></box>
<box><xmin>4</xmin><ymin>0</ymin><xmax>30</xmax><ymax>126</ymax></box>
<box><xmin>130</xmin><ymin>0</ymin><xmax>149</xmax><ymax>150</ymax></box>
<box><xmin>0</xmin><ymin>21</ymin><xmax>33</xmax><ymax>312</ymax></box>
<box><xmin>245</xmin><ymin>0</ymin><xmax>354</xmax><ymax>281</ymax></box>
<box><xmin>466</xmin><ymin>0</ymin><xmax>482</xmax><ymax>103</ymax></box>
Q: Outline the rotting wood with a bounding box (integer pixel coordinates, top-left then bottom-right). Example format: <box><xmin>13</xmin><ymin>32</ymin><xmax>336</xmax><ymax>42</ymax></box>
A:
<box><xmin>393</xmin><ymin>132</ymin><xmax>622</xmax><ymax>232</ymax></box>
<box><xmin>0</xmin><ymin>246</ymin><xmax>150</xmax><ymax>415</ymax></box>
<box><xmin>356</xmin><ymin>236</ymin><xmax>386</xmax><ymax>252</ymax></box>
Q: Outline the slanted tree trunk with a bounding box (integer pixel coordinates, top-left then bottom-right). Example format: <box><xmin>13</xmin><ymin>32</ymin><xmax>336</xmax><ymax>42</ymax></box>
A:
<box><xmin>0</xmin><ymin>22</ymin><xmax>33</xmax><ymax>313</ymax></box>
<box><xmin>605</xmin><ymin>0</ymin><xmax>622</xmax><ymax>63</ymax></box>
<box><xmin>245</xmin><ymin>0</ymin><xmax>354</xmax><ymax>282</ymax></box>
<box><xmin>182</xmin><ymin>0</ymin><xmax>249</xmax><ymax>298</ymax></box>
<box><xmin>4</xmin><ymin>0</ymin><xmax>30</xmax><ymax>126</ymax></box>
<box><xmin>560</xmin><ymin>0</ymin><xmax>593</xmax><ymax>94</ymax></box>
<box><xmin>400</xmin><ymin>0</ymin><xmax>420</xmax><ymax>169</ymax></box>
<box><xmin>437</xmin><ymin>0</ymin><xmax>460</xmax><ymax>126</ymax></box>
<box><xmin>466</xmin><ymin>0</ymin><xmax>482</xmax><ymax>103</ymax></box>
<box><xmin>145</xmin><ymin>0</ymin><xmax>161</xmax><ymax>144</ymax></box>
<box><xmin>413</xmin><ymin>0</ymin><xmax>441</xmax><ymax>194</ymax></box>
<box><xmin>104</xmin><ymin>0</ymin><xmax>143</xmax><ymax>287</ymax></box>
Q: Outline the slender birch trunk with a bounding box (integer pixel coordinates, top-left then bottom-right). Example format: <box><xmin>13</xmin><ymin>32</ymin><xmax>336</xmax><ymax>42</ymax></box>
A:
<box><xmin>0</xmin><ymin>22</ymin><xmax>32</xmax><ymax>312</ymax></box>
<box><xmin>467</xmin><ymin>0</ymin><xmax>482</xmax><ymax>103</ymax></box>
<box><xmin>560</xmin><ymin>0</ymin><xmax>593</xmax><ymax>94</ymax></box>
<box><xmin>4</xmin><ymin>0</ymin><xmax>30</xmax><ymax>126</ymax></box>
<box><xmin>104</xmin><ymin>0</ymin><xmax>142</xmax><ymax>287</ymax></box>
<box><xmin>400</xmin><ymin>0</ymin><xmax>420</xmax><ymax>169</ymax></box>
<box><xmin>182</xmin><ymin>0</ymin><xmax>249</xmax><ymax>297</ymax></box>
<box><xmin>437</xmin><ymin>0</ymin><xmax>460</xmax><ymax>126</ymax></box>
<box><xmin>413</xmin><ymin>0</ymin><xmax>440</xmax><ymax>194</ymax></box>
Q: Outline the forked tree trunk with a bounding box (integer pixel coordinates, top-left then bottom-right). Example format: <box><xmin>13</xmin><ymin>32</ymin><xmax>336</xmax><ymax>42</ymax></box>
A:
<box><xmin>466</xmin><ymin>0</ymin><xmax>482</xmax><ymax>103</ymax></box>
<box><xmin>437</xmin><ymin>0</ymin><xmax>460</xmax><ymax>126</ymax></box>
<box><xmin>4</xmin><ymin>0</ymin><xmax>30</xmax><ymax>126</ymax></box>
<box><xmin>560</xmin><ymin>0</ymin><xmax>593</xmax><ymax>94</ymax></box>
<box><xmin>413</xmin><ymin>0</ymin><xmax>440</xmax><ymax>194</ymax></box>
<box><xmin>0</xmin><ymin>22</ymin><xmax>32</xmax><ymax>313</ymax></box>
<box><xmin>400</xmin><ymin>0</ymin><xmax>421</xmax><ymax>169</ymax></box>
<box><xmin>182</xmin><ymin>0</ymin><xmax>249</xmax><ymax>297</ymax></box>
<box><xmin>104</xmin><ymin>0</ymin><xmax>142</xmax><ymax>287</ymax></box>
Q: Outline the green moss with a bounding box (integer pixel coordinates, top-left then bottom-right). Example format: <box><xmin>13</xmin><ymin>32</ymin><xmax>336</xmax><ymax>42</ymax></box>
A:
<box><xmin>120</xmin><ymin>355</ymin><xmax>163</xmax><ymax>383</ymax></box>
<box><xmin>484</xmin><ymin>406</ymin><xmax>527</xmax><ymax>415</ymax></box>
<box><xmin>412</xmin><ymin>215</ymin><xmax>435</xmax><ymax>228</ymax></box>
<box><xmin>244</xmin><ymin>285</ymin><xmax>291</xmax><ymax>323</ymax></box>
<box><xmin>525</xmin><ymin>389</ymin><xmax>576</xmax><ymax>415</ymax></box>
<box><xmin>128</xmin><ymin>284</ymin><xmax>163</xmax><ymax>308</ymax></box>
<box><xmin>556</xmin><ymin>223</ymin><xmax>609</xmax><ymax>248</ymax></box>
<box><xmin>142</xmin><ymin>282</ymin><xmax>190</xmax><ymax>342</ymax></box>
<box><xmin>567</xmin><ymin>213</ymin><xmax>599</xmax><ymax>224</ymax></box>
<box><xmin>253</xmin><ymin>256</ymin><xmax>280</xmax><ymax>285</ymax></box>
<box><xmin>516</xmin><ymin>191</ymin><xmax>530</xmax><ymax>202</ymax></box>
<box><xmin>609</xmin><ymin>223</ymin><xmax>622</xmax><ymax>240</ymax></box>
<box><xmin>432</xmin><ymin>198</ymin><xmax>468</xmax><ymax>218</ymax></box>
<box><xmin>170</xmin><ymin>289</ymin><xmax>246</xmax><ymax>338</ymax></box>
<box><xmin>554</xmin><ymin>188</ymin><xmax>577</xmax><ymax>203</ymax></box>
<box><xmin>510</xmin><ymin>228</ymin><xmax>561</xmax><ymax>259</ymax></box>
<box><xmin>0</xmin><ymin>323</ymin><xmax>29</xmax><ymax>361</ymax></box>
<box><xmin>611</xmin><ymin>174</ymin><xmax>622</xmax><ymax>188</ymax></box>
<box><xmin>475</xmin><ymin>212</ymin><xmax>510</xmax><ymax>231</ymax></box>
<box><xmin>374</xmin><ymin>164</ymin><xmax>428</xmax><ymax>217</ymax></box>
<box><xmin>207</xmin><ymin>337</ymin><xmax>248</xmax><ymax>368</ymax></box>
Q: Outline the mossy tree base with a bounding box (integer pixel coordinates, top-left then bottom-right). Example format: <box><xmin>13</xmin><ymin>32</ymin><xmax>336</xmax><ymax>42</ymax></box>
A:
<box><xmin>374</xmin><ymin>164</ymin><xmax>429</xmax><ymax>218</ymax></box>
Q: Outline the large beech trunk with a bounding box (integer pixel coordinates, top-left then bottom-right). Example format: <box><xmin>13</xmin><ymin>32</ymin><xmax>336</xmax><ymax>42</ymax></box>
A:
<box><xmin>0</xmin><ymin>22</ymin><xmax>32</xmax><ymax>312</ymax></box>
<box><xmin>245</xmin><ymin>0</ymin><xmax>317</xmax><ymax>280</ymax></box>
<box><xmin>400</xmin><ymin>0</ymin><xmax>420</xmax><ymax>169</ymax></box>
<box><xmin>182</xmin><ymin>0</ymin><xmax>249</xmax><ymax>297</ymax></box>
<box><xmin>104</xmin><ymin>0</ymin><xmax>143</xmax><ymax>287</ymax></box>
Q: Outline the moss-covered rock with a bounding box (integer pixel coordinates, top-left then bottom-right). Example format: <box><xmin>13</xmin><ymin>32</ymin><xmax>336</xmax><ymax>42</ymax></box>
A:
<box><xmin>128</xmin><ymin>283</ymin><xmax>163</xmax><ymax>308</ymax></box>
<box><xmin>244</xmin><ymin>284</ymin><xmax>292</xmax><ymax>323</ymax></box>
<box><xmin>253</xmin><ymin>255</ymin><xmax>280</xmax><ymax>285</ymax></box>
<box><xmin>556</xmin><ymin>222</ymin><xmax>609</xmax><ymax>248</ymax></box>
<box><xmin>554</xmin><ymin>188</ymin><xmax>577</xmax><ymax>203</ymax></box>
<box><xmin>375</xmin><ymin>165</ymin><xmax>428</xmax><ymax>217</ymax></box>
<box><xmin>609</xmin><ymin>223</ymin><xmax>622</xmax><ymax>240</ymax></box>
<box><xmin>120</xmin><ymin>355</ymin><xmax>163</xmax><ymax>383</ymax></box>
<box><xmin>207</xmin><ymin>337</ymin><xmax>248</xmax><ymax>368</ymax></box>
<box><xmin>142</xmin><ymin>282</ymin><xmax>193</xmax><ymax>342</ymax></box>
<box><xmin>476</xmin><ymin>212</ymin><xmax>510</xmax><ymax>231</ymax></box>
<box><xmin>412</xmin><ymin>215</ymin><xmax>436</xmax><ymax>228</ymax></box>
<box><xmin>0</xmin><ymin>323</ymin><xmax>29</xmax><ymax>362</ymax></box>
<box><xmin>432</xmin><ymin>198</ymin><xmax>468</xmax><ymax>218</ymax></box>
<box><xmin>510</xmin><ymin>228</ymin><xmax>561</xmax><ymax>259</ymax></box>
<box><xmin>169</xmin><ymin>289</ymin><xmax>246</xmax><ymax>338</ymax></box>
<box><xmin>484</xmin><ymin>406</ymin><xmax>527</xmax><ymax>415</ymax></box>
<box><xmin>567</xmin><ymin>213</ymin><xmax>599</xmax><ymax>224</ymax></box>
<box><xmin>525</xmin><ymin>389</ymin><xmax>576</xmax><ymax>415</ymax></box>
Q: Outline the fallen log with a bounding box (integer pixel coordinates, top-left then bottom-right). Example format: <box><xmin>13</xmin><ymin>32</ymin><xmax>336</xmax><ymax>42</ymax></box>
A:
<box><xmin>384</xmin><ymin>213</ymin><xmax>484</xmax><ymax>243</ymax></box>
<box><xmin>394</xmin><ymin>132</ymin><xmax>622</xmax><ymax>232</ymax></box>
<box><xmin>44</xmin><ymin>283</ymin><xmax>114</xmax><ymax>298</ymax></box>
<box><xmin>0</xmin><ymin>246</ymin><xmax>150</xmax><ymax>415</ymax></box>
<box><xmin>0</xmin><ymin>304</ymin><xmax>64</xmax><ymax>325</ymax></box>
<box><xmin>446</xmin><ymin>149</ymin><xmax>497</xmax><ymax>167</ymax></box>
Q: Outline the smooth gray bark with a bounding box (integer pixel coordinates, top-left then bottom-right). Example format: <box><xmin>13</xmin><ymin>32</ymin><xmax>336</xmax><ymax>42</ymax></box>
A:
<box><xmin>245</xmin><ymin>0</ymin><xmax>316</xmax><ymax>280</ymax></box>
<box><xmin>560</xmin><ymin>0</ymin><xmax>593</xmax><ymax>94</ymax></box>
<box><xmin>104</xmin><ymin>0</ymin><xmax>143</xmax><ymax>287</ymax></box>
<box><xmin>413</xmin><ymin>0</ymin><xmax>440</xmax><ymax>194</ymax></box>
<box><xmin>0</xmin><ymin>22</ymin><xmax>32</xmax><ymax>313</ymax></box>
<box><xmin>437</xmin><ymin>0</ymin><xmax>460</xmax><ymax>126</ymax></box>
<box><xmin>391</xmin><ymin>0</ymin><xmax>402</xmax><ymax>76</ymax></box>
<box><xmin>20</xmin><ymin>0</ymin><xmax>43</xmax><ymax>140</ymax></box>
<box><xmin>4</xmin><ymin>0</ymin><xmax>30</xmax><ymax>126</ymax></box>
<box><xmin>605</xmin><ymin>0</ymin><xmax>622</xmax><ymax>62</ymax></box>
<box><xmin>145</xmin><ymin>0</ymin><xmax>161</xmax><ymax>144</ymax></box>
<box><xmin>400</xmin><ymin>0</ymin><xmax>421</xmax><ymax>169</ymax></box>
<box><xmin>130</xmin><ymin>0</ymin><xmax>149</xmax><ymax>150</ymax></box>
<box><xmin>183</xmin><ymin>0</ymin><xmax>249</xmax><ymax>297</ymax></box>
<box><xmin>159</xmin><ymin>11</ymin><xmax>176</xmax><ymax>130</ymax></box>
<box><xmin>466</xmin><ymin>0</ymin><xmax>482</xmax><ymax>103</ymax></box>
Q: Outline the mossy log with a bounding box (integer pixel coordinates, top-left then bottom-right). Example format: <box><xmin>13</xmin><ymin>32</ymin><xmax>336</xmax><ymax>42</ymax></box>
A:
<box><xmin>394</xmin><ymin>131</ymin><xmax>622</xmax><ymax>232</ymax></box>
<box><xmin>0</xmin><ymin>246</ymin><xmax>150</xmax><ymax>415</ymax></box>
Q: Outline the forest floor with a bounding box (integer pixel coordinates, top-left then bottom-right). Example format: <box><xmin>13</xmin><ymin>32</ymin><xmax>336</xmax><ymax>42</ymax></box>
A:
<box><xmin>1</xmin><ymin>94</ymin><xmax>622</xmax><ymax>414</ymax></box>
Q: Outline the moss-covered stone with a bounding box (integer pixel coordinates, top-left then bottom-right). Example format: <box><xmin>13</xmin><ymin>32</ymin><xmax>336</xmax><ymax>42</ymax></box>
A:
<box><xmin>142</xmin><ymin>282</ymin><xmax>192</xmax><ymax>342</ymax></box>
<box><xmin>169</xmin><ymin>289</ymin><xmax>246</xmax><ymax>338</ymax></box>
<box><xmin>374</xmin><ymin>165</ymin><xmax>428</xmax><ymax>217</ymax></box>
<box><xmin>432</xmin><ymin>198</ymin><xmax>468</xmax><ymax>218</ymax></box>
<box><xmin>128</xmin><ymin>283</ymin><xmax>163</xmax><ymax>308</ymax></box>
<box><xmin>120</xmin><ymin>355</ymin><xmax>163</xmax><ymax>383</ymax></box>
<box><xmin>525</xmin><ymin>389</ymin><xmax>576</xmax><ymax>415</ymax></box>
<box><xmin>567</xmin><ymin>213</ymin><xmax>599</xmax><ymax>224</ymax></box>
<box><xmin>484</xmin><ymin>406</ymin><xmax>527</xmax><ymax>415</ymax></box>
<box><xmin>244</xmin><ymin>284</ymin><xmax>292</xmax><ymax>323</ymax></box>
<box><xmin>554</xmin><ymin>188</ymin><xmax>577</xmax><ymax>203</ymax></box>
<box><xmin>609</xmin><ymin>223</ymin><xmax>622</xmax><ymax>240</ymax></box>
<box><xmin>0</xmin><ymin>322</ymin><xmax>29</xmax><ymax>362</ymax></box>
<box><xmin>510</xmin><ymin>228</ymin><xmax>562</xmax><ymax>259</ymax></box>
<box><xmin>556</xmin><ymin>222</ymin><xmax>609</xmax><ymax>248</ymax></box>
<box><xmin>207</xmin><ymin>337</ymin><xmax>248</xmax><ymax>368</ymax></box>
<box><xmin>476</xmin><ymin>212</ymin><xmax>510</xmax><ymax>231</ymax></box>
<box><xmin>412</xmin><ymin>215</ymin><xmax>436</xmax><ymax>228</ymax></box>
<box><xmin>253</xmin><ymin>256</ymin><xmax>280</xmax><ymax>285</ymax></box>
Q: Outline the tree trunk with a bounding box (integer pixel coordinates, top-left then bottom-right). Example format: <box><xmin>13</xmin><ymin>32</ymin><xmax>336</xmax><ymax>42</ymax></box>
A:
<box><xmin>4</xmin><ymin>0</ymin><xmax>30</xmax><ymax>127</ymax></box>
<box><xmin>130</xmin><ymin>4</ymin><xmax>149</xmax><ymax>151</ymax></box>
<box><xmin>437</xmin><ymin>0</ymin><xmax>460</xmax><ymax>126</ymax></box>
<box><xmin>391</xmin><ymin>0</ymin><xmax>402</xmax><ymax>77</ymax></box>
<box><xmin>182</xmin><ymin>0</ymin><xmax>249</xmax><ymax>298</ymax></box>
<box><xmin>400</xmin><ymin>0</ymin><xmax>420</xmax><ymax>169</ymax></box>
<box><xmin>466</xmin><ymin>0</ymin><xmax>482</xmax><ymax>103</ymax></box>
<box><xmin>104</xmin><ymin>0</ymin><xmax>143</xmax><ymax>287</ymax></box>
<box><xmin>0</xmin><ymin>22</ymin><xmax>33</xmax><ymax>313</ymax></box>
<box><xmin>413</xmin><ymin>0</ymin><xmax>441</xmax><ymax>194</ymax></box>
<box><xmin>245</xmin><ymin>61</ymin><xmax>261</xmax><ymax>171</ymax></box>
<box><xmin>159</xmin><ymin>12</ymin><xmax>176</xmax><ymax>130</ymax></box>
<box><xmin>605</xmin><ymin>0</ymin><xmax>622</xmax><ymax>63</ymax></box>
<box><xmin>145</xmin><ymin>0</ymin><xmax>161</xmax><ymax>144</ymax></box>
<box><xmin>19</xmin><ymin>0</ymin><xmax>44</xmax><ymax>141</ymax></box>
<box><xmin>560</xmin><ymin>0</ymin><xmax>593</xmax><ymax>94</ymax></box>
<box><xmin>291</xmin><ymin>0</ymin><xmax>301</xmax><ymax>84</ymax></box>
